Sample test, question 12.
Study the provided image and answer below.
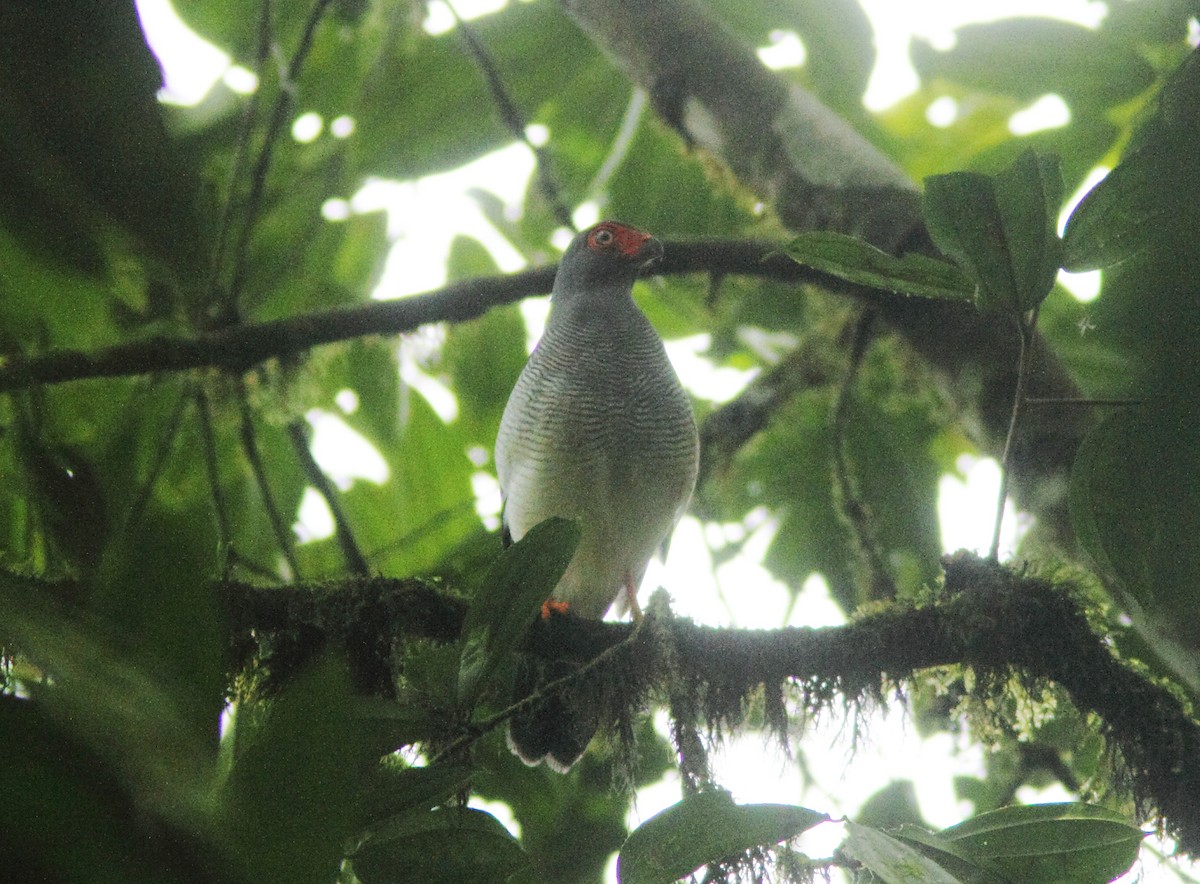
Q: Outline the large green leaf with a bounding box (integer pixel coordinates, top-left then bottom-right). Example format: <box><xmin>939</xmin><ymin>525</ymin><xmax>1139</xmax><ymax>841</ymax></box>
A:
<box><xmin>221</xmin><ymin>655</ymin><xmax>369</xmax><ymax>884</ymax></box>
<box><xmin>617</xmin><ymin>790</ymin><xmax>827</xmax><ymax>884</ymax></box>
<box><xmin>607</xmin><ymin>118</ymin><xmax>756</xmax><ymax>238</ymax></box>
<box><xmin>352</xmin><ymin>806</ymin><xmax>528</xmax><ymax>883</ymax></box>
<box><xmin>784</xmin><ymin>230</ymin><xmax>975</xmax><ymax>301</ymax></box>
<box><xmin>0</xmin><ymin>695</ymin><xmax>199</xmax><ymax>883</ymax></box>
<box><xmin>843</xmin><ymin>821</ymin><xmax>963</xmax><ymax>884</ymax></box>
<box><xmin>294</xmin><ymin>391</ymin><xmax>478</xmax><ymax>578</ymax></box>
<box><xmin>912</xmin><ymin>19</ymin><xmax>1155</xmax><ymax>112</ymax></box>
<box><xmin>0</xmin><ymin>572</ymin><xmax>216</xmax><ymax>832</ymax></box>
<box><xmin>440</xmin><ymin>237</ymin><xmax>531</xmax><ymax>447</ymax></box>
<box><xmin>788</xmin><ymin>0</ymin><xmax>876</xmax><ymax>117</ymax></box>
<box><xmin>891</xmin><ymin>825</ymin><xmax>997</xmax><ymax>883</ymax></box>
<box><xmin>359</xmin><ymin>762</ymin><xmax>475</xmax><ymax>833</ymax></box>
<box><xmin>939</xmin><ymin>803</ymin><xmax>1143</xmax><ymax>883</ymax></box>
<box><xmin>353</xmin><ymin>1</ymin><xmax>613</xmax><ymax>182</ymax></box>
<box><xmin>924</xmin><ymin>148</ymin><xmax>1063</xmax><ymax>314</ymax></box>
<box><xmin>724</xmin><ymin>374</ymin><xmax>945</xmax><ymax>611</ymax></box>
<box><xmin>173</xmin><ymin>0</ymin><xmax>316</xmax><ymax>62</ymax></box>
<box><xmin>0</xmin><ymin>0</ymin><xmax>203</xmax><ymax>277</ymax></box>
<box><xmin>458</xmin><ymin>517</ymin><xmax>579</xmax><ymax>707</ymax></box>
<box><xmin>1063</xmin><ymin>52</ymin><xmax>1200</xmax><ymax>271</ymax></box>
<box><xmin>1070</xmin><ymin>398</ymin><xmax>1200</xmax><ymax>694</ymax></box>
<box><xmin>1065</xmin><ymin>49</ymin><xmax>1200</xmax><ymax>694</ymax></box>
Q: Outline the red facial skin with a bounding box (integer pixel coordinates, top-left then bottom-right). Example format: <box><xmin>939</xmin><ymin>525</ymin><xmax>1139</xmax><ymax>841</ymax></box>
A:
<box><xmin>586</xmin><ymin>221</ymin><xmax>653</xmax><ymax>258</ymax></box>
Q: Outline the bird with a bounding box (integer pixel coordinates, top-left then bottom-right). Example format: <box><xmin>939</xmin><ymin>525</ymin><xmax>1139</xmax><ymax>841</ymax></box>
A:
<box><xmin>494</xmin><ymin>220</ymin><xmax>699</xmax><ymax>771</ymax></box>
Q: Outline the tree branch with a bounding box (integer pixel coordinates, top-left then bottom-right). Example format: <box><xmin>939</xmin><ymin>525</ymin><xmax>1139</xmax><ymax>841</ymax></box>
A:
<box><xmin>0</xmin><ymin>241</ymin><xmax>843</xmax><ymax>393</ymax></box>
<box><xmin>219</xmin><ymin>553</ymin><xmax>1200</xmax><ymax>855</ymax></box>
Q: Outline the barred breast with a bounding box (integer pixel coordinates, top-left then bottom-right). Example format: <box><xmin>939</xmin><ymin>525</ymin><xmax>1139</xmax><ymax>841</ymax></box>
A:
<box><xmin>495</xmin><ymin>298</ymin><xmax>699</xmax><ymax>619</ymax></box>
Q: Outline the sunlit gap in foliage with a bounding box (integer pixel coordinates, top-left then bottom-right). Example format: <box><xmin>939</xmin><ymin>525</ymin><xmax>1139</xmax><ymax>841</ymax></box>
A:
<box><xmin>1058</xmin><ymin>165</ymin><xmax>1110</xmax><ymax>302</ymax></box>
<box><xmin>856</xmin><ymin>0</ymin><xmax>1107</xmax><ymax>110</ymax></box>
<box><xmin>938</xmin><ymin>455</ymin><xmax>1029</xmax><ymax>559</ymax></box>
<box><xmin>294</xmin><ymin>407</ymin><xmax>390</xmax><ymax>543</ymax></box>
<box><xmin>470</xmin><ymin>464</ymin><xmax>503</xmax><ymax>533</ymax></box>
<box><xmin>291</xmin><ymin>111</ymin><xmax>324</xmax><ymax>144</ymax></box>
<box><xmin>756</xmin><ymin>30</ymin><xmax>807</xmax><ymax>70</ymax></box>
<box><xmin>926</xmin><ymin>95</ymin><xmax>958</xmax><ymax>128</ymax></box>
<box><xmin>358</xmin><ymin>145</ymin><xmax>533</xmax><ymax>298</ymax></box>
<box><xmin>423</xmin><ymin>0</ymin><xmax>510</xmax><ymax>36</ymax></box>
<box><xmin>1009</xmin><ymin>93</ymin><xmax>1070</xmax><ymax>136</ymax></box>
<box><xmin>135</xmin><ymin>0</ymin><xmax>256</xmax><ymax>104</ymax></box>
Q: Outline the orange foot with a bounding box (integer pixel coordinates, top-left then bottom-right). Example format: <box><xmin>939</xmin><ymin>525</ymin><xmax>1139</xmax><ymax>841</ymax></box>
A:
<box><xmin>541</xmin><ymin>599</ymin><xmax>570</xmax><ymax>619</ymax></box>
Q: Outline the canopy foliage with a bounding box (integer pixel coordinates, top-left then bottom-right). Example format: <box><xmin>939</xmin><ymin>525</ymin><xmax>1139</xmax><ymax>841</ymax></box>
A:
<box><xmin>2</xmin><ymin>0</ymin><xmax>1199</xmax><ymax>881</ymax></box>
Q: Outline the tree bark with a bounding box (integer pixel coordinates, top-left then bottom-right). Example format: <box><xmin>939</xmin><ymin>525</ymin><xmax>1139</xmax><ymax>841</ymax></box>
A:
<box><xmin>563</xmin><ymin>0</ymin><xmax>1090</xmax><ymax>545</ymax></box>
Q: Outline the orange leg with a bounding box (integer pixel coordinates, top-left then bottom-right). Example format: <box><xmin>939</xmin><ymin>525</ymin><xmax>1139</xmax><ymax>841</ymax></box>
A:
<box><xmin>624</xmin><ymin>572</ymin><xmax>644</xmax><ymax>622</ymax></box>
<box><xmin>541</xmin><ymin>599</ymin><xmax>570</xmax><ymax>618</ymax></box>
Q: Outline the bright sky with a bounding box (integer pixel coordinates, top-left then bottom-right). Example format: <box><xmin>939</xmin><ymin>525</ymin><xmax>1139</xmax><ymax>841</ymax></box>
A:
<box><xmin>133</xmin><ymin>1</ymin><xmax>1184</xmax><ymax>880</ymax></box>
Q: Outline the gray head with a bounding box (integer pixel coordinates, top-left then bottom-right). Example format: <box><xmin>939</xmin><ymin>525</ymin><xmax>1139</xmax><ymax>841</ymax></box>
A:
<box><xmin>551</xmin><ymin>221</ymin><xmax>664</xmax><ymax>304</ymax></box>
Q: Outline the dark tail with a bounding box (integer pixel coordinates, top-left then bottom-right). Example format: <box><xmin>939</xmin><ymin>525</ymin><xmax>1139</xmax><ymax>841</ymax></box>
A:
<box><xmin>507</xmin><ymin>656</ymin><xmax>601</xmax><ymax>773</ymax></box>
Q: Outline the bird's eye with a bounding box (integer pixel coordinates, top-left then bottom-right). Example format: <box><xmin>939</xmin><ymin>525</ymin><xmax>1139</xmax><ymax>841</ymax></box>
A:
<box><xmin>592</xmin><ymin>228</ymin><xmax>614</xmax><ymax>247</ymax></box>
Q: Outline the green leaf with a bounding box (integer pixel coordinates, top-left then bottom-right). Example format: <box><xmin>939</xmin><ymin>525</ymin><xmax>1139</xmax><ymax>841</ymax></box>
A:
<box><xmin>891</xmin><ymin>825</ymin><xmax>997</xmax><ymax>883</ymax></box>
<box><xmin>606</xmin><ymin>119</ymin><xmax>755</xmax><ymax>237</ymax></box>
<box><xmin>352</xmin><ymin>806</ymin><xmax>528</xmax><ymax>884</ymax></box>
<box><xmin>327</xmin><ymin>339</ymin><xmax>404</xmax><ymax>449</ymax></box>
<box><xmin>940</xmin><ymin>803</ymin><xmax>1144</xmax><ymax>883</ymax></box>
<box><xmin>1070</xmin><ymin>398</ymin><xmax>1200</xmax><ymax>694</ymax></box>
<box><xmin>1061</xmin><ymin>156</ymin><xmax>1168</xmax><ymax>271</ymax></box>
<box><xmin>0</xmin><ymin>0</ymin><xmax>203</xmax><ymax>275</ymax></box>
<box><xmin>790</xmin><ymin>0</ymin><xmax>877</xmax><ymax>117</ymax></box>
<box><xmin>352</xmin><ymin>1</ymin><xmax>612</xmax><ymax>181</ymax></box>
<box><xmin>441</xmin><ymin>238</ymin><xmax>530</xmax><ymax>447</ymax></box>
<box><xmin>923</xmin><ymin>148</ymin><xmax>1063</xmax><ymax>313</ymax></box>
<box><xmin>0</xmin><ymin>573</ymin><xmax>214</xmax><ymax>830</ymax></box>
<box><xmin>1063</xmin><ymin>52</ymin><xmax>1200</xmax><ymax>271</ymax></box>
<box><xmin>842</xmin><ymin>821</ymin><xmax>963</xmax><ymax>884</ymax></box>
<box><xmin>912</xmin><ymin>19</ymin><xmax>1155</xmax><ymax>111</ymax></box>
<box><xmin>0</xmin><ymin>696</ymin><xmax>194</xmax><ymax>884</ymax></box>
<box><xmin>457</xmin><ymin>517</ymin><xmax>580</xmax><ymax>707</ymax></box>
<box><xmin>784</xmin><ymin>231</ymin><xmax>976</xmax><ymax>301</ymax></box>
<box><xmin>12</xmin><ymin>429</ymin><xmax>108</xmax><ymax>573</ymax></box>
<box><xmin>221</xmin><ymin>655</ymin><xmax>369</xmax><ymax>884</ymax></box>
<box><xmin>360</xmin><ymin>762</ymin><xmax>474</xmax><ymax>832</ymax></box>
<box><xmin>295</xmin><ymin>391</ymin><xmax>479</xmax><ymax>579</ymax></box>
<box><xmin>617</xmin><ymin>790</ymin><xmax>827</xmax><ymax>884</ymax></box>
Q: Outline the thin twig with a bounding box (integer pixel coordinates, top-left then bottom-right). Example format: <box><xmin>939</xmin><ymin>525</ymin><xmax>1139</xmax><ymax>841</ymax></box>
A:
<box><xmin>448</xmin><ymin>2</ymin><xmax>575</xmax><ymax>230</ymax></box>
<box><xmin>207</xmin><ymin>0</ymin><xmax>274</xmax><ymax>321</ymax></box>
<box><xmin>1024</xmin><ymin>397</ymin><xmax>1140</xmax><ymax>407</ymax></box>
<box><xmin>226</xmin><ymin>0</ymin><xmax>336</xmax><ymax>313</ymax></box>
<box><xmin>237</xmin><ymin>379</ymin><xmax>301</xmax><ymax>578</ymax></box>
<box><xmin>195</xmin><ymin>388</ymin><xmax>235</xmax><ymax>577</ymax></box>
<box><xmin>831</xmin><ymin>309</ymin><xmax>895</xmax><ymax>599</ymax></box>
<box><xmin>285</xmin><ymin>416</ymin><xmax>369</xmax><ymax>576</ymax></box>
<box><xmin>989</xmin><ymin>307</ymin><xmax>1039</xmax><ymax>561</ymax></box>
<box><xmin>122</xmin><ymin>385</ymin><xmax>190</xmax><ymax>535</ymax></box>
<box><xmin>365</xmin><ymin>499</ymin><xmax>477</xmax><ymax>563</ymax></box>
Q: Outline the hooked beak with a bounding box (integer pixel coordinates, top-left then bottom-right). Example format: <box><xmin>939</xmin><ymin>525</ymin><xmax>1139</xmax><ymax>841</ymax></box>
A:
<box><xmin>636</xmin><ymin>236</ymin><xmax>664</xmax><ymax>272</ymax></box>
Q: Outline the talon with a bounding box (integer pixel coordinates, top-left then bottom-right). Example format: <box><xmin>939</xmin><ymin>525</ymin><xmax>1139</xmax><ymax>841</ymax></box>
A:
<box><xmin>541</xmin><ymin>599</ymin><xmax>570</xmax><ymax>619</ymax></box>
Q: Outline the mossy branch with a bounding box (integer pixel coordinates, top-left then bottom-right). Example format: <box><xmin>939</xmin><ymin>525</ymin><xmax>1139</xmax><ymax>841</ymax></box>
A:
<box><xmin>214</xmin><ymin>553</ymin><xmax>1200</xmax><ymax>855</ymax></box>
